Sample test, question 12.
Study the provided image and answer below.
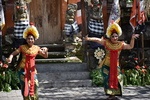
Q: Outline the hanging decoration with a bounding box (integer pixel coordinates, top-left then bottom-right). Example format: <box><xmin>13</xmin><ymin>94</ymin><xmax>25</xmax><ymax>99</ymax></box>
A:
<box><xmin>108</xmin><ymin>0</ymin><xmax>121</xmax><ymax>25</ymax></box>
<box><xmin>94</xmin><ymin>47</ymin><xmax>105</xmax><ymax>64</ymax></box>
<box><xmin>130</xmin><ymin>0</ymin><xmax>146</xmax><ymax>33</ymax></box>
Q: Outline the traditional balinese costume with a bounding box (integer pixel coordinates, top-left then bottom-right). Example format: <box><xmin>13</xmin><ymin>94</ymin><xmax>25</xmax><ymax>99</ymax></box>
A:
<box><xmin>101</xmin><ymin>22</ymin><xmax>124</xmax><ymax>96</ymax></box>
<box><xmin>17</xmin><ymin>24</ymin><xmax>40</xmax><ymax>100</ymax></box>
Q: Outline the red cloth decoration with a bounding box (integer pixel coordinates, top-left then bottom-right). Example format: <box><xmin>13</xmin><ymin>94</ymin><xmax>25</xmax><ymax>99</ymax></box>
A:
<box><xmin>109</xmin><ymin>50</ymin><xmax>118</xmax><ymax>89</ymax></box>
<box><xmin>24</xmin><ymin>54</ymin><xmax>36</xmax><ymax>97</ymax></box>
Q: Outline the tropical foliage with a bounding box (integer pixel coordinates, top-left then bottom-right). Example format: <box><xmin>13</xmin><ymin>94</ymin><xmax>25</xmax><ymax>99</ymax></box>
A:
<box><xmin>0</xmin><ymin>66</ymin><xmax>20</xmax><ymax>92</ymax></box>
<box><xmin>90</xmin><ymin>68</ymin><xmax>103</xmax><ymax>87</ymax></box>
<box><xmin>123</xmin><ymin>66</ymin><xmax>150</xmax><ymax>86</ymax></box>
<box><xmin>90</xmin><ymin>66</ymin><xmax>150</xmax><ymax>87</ymax></box>
<box><xmin>90</xmin><ymin>50</ymin><xmax>150</xmax><ymax>87</ymax></box>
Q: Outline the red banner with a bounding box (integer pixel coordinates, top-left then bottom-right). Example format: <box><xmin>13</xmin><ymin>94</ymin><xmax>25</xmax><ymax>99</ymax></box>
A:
<box><xmin>130</xmin><ymin>0</ymin><xmax>146</xmax><ymax>32</ymax></box>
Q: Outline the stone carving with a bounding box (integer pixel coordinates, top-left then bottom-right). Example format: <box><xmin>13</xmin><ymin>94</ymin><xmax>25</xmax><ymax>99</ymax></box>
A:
<box><xmin>89</xmin><ymin>0</ymin><xmax>103</xmax><ymax>21</ymax></box>
<box><xmin>64</xmin><ymin>3</ymin><xmax>79</xmax><ymax>42</ymax></box>
<box><xmin>14</xmin><ymin>0</ymin><xmax>29</xmax><ymax>21</ymax></box>
<box><xmin>88</xmin><ymin>0</ymin><xmax>104</xmax><ymax>49</ymax></box>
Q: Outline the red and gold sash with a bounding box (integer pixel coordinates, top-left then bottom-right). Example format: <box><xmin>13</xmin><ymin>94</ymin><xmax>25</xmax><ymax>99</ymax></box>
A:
<box><xmin>104</xmin><ymin>40</ymin><xmax>123</xmax><ymax>89</ymax></box>
<box><xmin>24</xmin><ymin>54</ymin><xmax>36</xmax><ymax>97</ymax></box>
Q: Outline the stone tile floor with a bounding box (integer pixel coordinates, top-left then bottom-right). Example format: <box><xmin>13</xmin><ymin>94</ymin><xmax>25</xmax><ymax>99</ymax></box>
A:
<box><xmin>0</xmin><ymin>86</ymin><xmax>150</xmax><ymax>100</ymax></box>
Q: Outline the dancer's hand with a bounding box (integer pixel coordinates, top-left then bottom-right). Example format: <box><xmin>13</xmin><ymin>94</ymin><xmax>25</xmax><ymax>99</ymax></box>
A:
<box><xmin>6</xmin><ymin>58</ymin><xmax>12</xmax><ymax>63</ymax></box>
<box><xmin>41</xmin><ymin>47</ymin><xmax>48</xmax><ymax>53</ymax></box>
<box><xmin>132</xmin><ymin>34</ymin><xmax>140</xmax><ymax>39</ymax></box>
<box><xmin>83</xmin><ymin>35</ymin><xmax>89</xmax><ymax>41</ymax></box>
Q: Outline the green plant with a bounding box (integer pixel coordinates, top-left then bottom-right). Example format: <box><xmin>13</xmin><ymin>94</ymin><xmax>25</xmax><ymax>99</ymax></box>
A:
<box><xmin>0</xmin><ymin>27</ymin><xmax>20</xmax><ymax>92</ymax></box>
<box><xmin>0</xmin><ymin>69</ymin><xmax>20</xmax><ymax>92</ymax></box>
<box><xmin>91</xmin><ymin>49</ymin><xmax>150</xmax><ymax>87</ymax></box>
<box><xmin>90</xmin><ymin>66</ymin><xmax>150</xmax><ymax>87</ymax></box>
<box><xmin>90</xmin><ymin>68</ymin><xmax>103</xmax><ymax>87</ymax></box>
<box><xmin>122</xmin><ymin>66</ymin><xmax>150</xmax><ymax>86</ymax></box>
<box><xmin>120</xmin><ymin>51</ymin><xmax>150</xmax><ymax>86</ymax></box>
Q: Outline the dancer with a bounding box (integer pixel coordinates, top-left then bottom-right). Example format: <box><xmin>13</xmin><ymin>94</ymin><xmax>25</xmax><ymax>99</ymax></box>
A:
<box><xmin>84</xmin><ymin>22</ymin><xmax>139</xmax><ymax>100</ymax></box>
<box><xmin>7</xmin><ymin>23</ymin><xmax>48</xmax><ymax>100</ymax></box>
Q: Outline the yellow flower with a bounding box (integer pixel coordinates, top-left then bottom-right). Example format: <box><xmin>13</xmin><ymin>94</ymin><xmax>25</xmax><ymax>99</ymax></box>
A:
<box><xmin>106</xmin><ymin>22</ymin><xmax>122</xmax><ymax>38</ymax></box>
<box><xmin>23</xmin><ymin>25</ymin><xmax>39</xmax><ymax>40</ymax></box>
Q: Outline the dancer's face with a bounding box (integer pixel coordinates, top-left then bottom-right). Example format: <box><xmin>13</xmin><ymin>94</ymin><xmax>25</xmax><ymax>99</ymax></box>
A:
<box><xmin>110</xmin><ymin>33</ymin><xmax>119</xmax><ymax>44</ymax></box>
<box><xmin>26</xmin><ymin>34</ymin><xmax>35</xmax><ymax>47</ymax></box>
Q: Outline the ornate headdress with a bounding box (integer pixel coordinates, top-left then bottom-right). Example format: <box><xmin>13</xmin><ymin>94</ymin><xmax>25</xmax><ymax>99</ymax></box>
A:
<box><xmin>106</xmin><ymin>22</ymin><xmax>122</xmax><ymax>38</ymax></box>
<box><xmin>23</xmin><ymin>22</ymin><xmax>39</xmax><ymax>40</ymax></box>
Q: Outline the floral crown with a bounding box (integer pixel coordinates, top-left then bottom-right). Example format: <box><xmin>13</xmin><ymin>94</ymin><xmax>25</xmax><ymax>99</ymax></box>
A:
<box><xmin>23</xmin><ymin>22</ymin><xmax>39</xmax><ymax>40</ymax></box>
<box><xmin>106</xmin><ymin>22</ymin><xmax>122</xmax><ymax>38</ymax></box>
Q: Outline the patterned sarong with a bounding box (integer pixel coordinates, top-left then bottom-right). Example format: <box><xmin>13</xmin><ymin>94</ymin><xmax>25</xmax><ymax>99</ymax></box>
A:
<box><xmin>14</xmin><ymin>20</ymin><xmax>29</xmax><ymax>39</ymax></box>
<box><xmin>88</xmin><ymin>18</ymin><xmax>104</xmax><ymax>35</ymax></box>
<box><xmin>101</xmin><ymin>65</ymin><xmax>123</xmax><ymax>96</ymax></box>
<box><xmin>64</xmin><ymin>21</ymin><xmax>79</xmax><ymax>36</ymax></box>
<box><xmin>88</xmin><ymin>18</ymin><xmax>104</xmax><ymax>49</ymax></box>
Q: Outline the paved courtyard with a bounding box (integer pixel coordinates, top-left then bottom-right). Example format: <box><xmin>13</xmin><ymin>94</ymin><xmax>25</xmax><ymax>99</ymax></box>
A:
<box><xmin>0</xmin><ymin>86</ymin><xmax>150</xmax><ymax>100</ymax></box>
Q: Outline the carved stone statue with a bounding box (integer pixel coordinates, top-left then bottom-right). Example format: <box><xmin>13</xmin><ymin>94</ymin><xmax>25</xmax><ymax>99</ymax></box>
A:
<box><xmin>89</xmin><ymin>0</ymin><xmax>103</xmax><ymax>20</ymax></box>
<box><xmin>88</xmin><ymin>0</ymin><xmax>104</xmax><ymax>49</ymax></box>
<box><xmin>64</xmin><ymin>3</ymin><xmax>79</xmax><ymax>42</ymax></box>
<box><xmin>14</xmin><ymin>0</ymin><xmax>29</xmax><ymax>21</ymax></box>
<box><xmin>65</xmin><ymin>3</ymin><xmax>77</xmax><ymax>24</ymax></box>
<box><xmin>13</xmin><ymin>0</ymin><xmax>31</xmax><ymax>49</ymax></box>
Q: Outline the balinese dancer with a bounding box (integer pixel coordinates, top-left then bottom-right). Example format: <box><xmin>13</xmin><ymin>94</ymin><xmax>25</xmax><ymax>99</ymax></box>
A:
<box><xmin>88</xmin><ymin>0</ymin><xmax>104</xmax><ymax>49</ymax></box>
<box><xmin>7</xmin><ymin>23</ymin><xmax>48</xmax><ymax>100</ymax></box>
<box><xmin>84</xmin><ymin>22</ymin><xmax>139</xmax><ymax>100</ymax></box>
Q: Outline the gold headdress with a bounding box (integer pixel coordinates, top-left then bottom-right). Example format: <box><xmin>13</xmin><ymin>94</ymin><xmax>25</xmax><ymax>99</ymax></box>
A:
<box><xmin>106</xmin><ymin>22</ymin><xmax>122</xmax><ymax>38</ymax></box>
<box><xmin>23</xmin><ymin>23</ymin><xmax>39</xmax><ymax>40</ymax></box>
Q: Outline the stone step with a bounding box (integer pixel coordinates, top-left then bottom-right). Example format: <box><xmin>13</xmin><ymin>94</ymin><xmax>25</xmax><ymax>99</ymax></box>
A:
<box><xmin>37</xmin><ymin>72</ymin><xmax>90</xmax><ymax>81</ymax></box>
<box><xmin>36</xmin><ymin>51</ymin><xmax>66</xmax><ymax>59</ymax></box>
<box><xmin>39</xmin><ymin>80</ymin><xmax>92</xmax><ymax>88</ymax></box>
<box><xmin>35</xmin><ymin>59</ymin><xmax>91</xmax><ymax>88</ymax></box>
<box><xmin>36</xmin><ymin>63</ymin><xmax>88</xmax><ymax>73</ymax></box>
<box><xmin>38</xmin><ymin>44</ymin><xmax>65</xmax><ymax>52</ymax></box>
<box><xmin>35</xmin><ymin>56</ymin><xmax>82</xmax><ymax>63</ymax></box>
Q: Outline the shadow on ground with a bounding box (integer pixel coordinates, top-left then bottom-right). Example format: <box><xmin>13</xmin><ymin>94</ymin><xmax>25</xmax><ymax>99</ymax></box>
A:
<box><xmin>38</xmin><ymin>86</ymin><xmax>150</xmax><ymax>100</ymax></box>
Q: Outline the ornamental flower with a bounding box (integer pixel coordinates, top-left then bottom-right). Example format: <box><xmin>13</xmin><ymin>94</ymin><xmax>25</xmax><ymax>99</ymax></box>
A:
<box><xmin>94</xmin><ymin>48</ymin><xmax>105</xmax><ymax>63</ymax></box>
<box><xmin>142</xmin><ymin>65</ymin><xmax>147</xmax><ymax>69</ymax></box>
<box><xmin>0</xmin><ymin>61</ymin><xmax>9</xmax><ymax>69</ymax></box>
<box><xmin>135</xmin><ymin>65</ymin><xmax>140</xmax><ymax>70</ymax></box>
<box><xmin>94</xmin><ymin>48</ymin><xmax>105</xmax><ymax>59</ymax></box>
<box><xmin>106</xmin><ymin>22</ymin><xmax>122</xmax><ymax>38</ymax></box>
<box><xmin>134</xmin><ymin>58</ymin><xmax>138</xmax><ymax>61</ymax></box>
<box><xmin>141</xmin><ymin>69</ymin><xmax>147</xmax><ymax>74</ymax></box>
<box><xmin>2</xmin><ymin>64</ymin><xmax>8</xmax><ymax>68</ymax></box>
<box><xmin>134</xmin><ymin>58</ymin><xmax>139</xmax><ymax>64</ymax></box>
<box><xmin>23</xmin><ymin>23</ymin><xmax>39</xmax><ymax>40</ymax></box>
